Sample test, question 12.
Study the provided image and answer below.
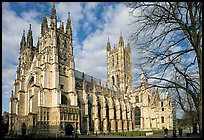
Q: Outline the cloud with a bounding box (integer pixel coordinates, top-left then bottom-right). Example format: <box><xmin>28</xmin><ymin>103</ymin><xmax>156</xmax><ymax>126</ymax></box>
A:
<box><xmin>2</xmin><ymin>2</ymin><xmax>141</xmax><ymax>114</ymax></box>
<box><xmin>75</xmin><ymin>3</ymin><xmax>137</xmax><ymax>82</ymax></box>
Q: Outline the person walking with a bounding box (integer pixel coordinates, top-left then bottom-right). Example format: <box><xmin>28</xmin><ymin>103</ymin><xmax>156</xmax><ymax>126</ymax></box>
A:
<box><xmin>178</xmin><ymin>127</ymin><xmax>183</xmax><ymax>137</ymax></box>
<box><xmin>164</xmin><ymin>128</ymin><xmax>168</xmax><ymax>138</ymax></box>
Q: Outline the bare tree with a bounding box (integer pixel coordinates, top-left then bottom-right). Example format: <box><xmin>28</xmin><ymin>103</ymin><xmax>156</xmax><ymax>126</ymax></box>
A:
<box><xmin>126</xmin><ymin>2</ymin><xmax>202</xmax><ymax>136</ymax></box>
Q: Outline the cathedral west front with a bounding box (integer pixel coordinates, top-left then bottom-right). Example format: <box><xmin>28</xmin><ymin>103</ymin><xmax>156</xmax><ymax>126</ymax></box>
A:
<box><xmin>8</xmin><ymin>4</ymin><xmax>173</xmax><ymax>136</ymax></box>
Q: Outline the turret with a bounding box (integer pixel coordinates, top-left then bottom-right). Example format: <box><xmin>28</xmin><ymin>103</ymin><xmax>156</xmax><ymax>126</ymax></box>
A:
<box><xmin>66</xmin><ymin>12</ymin><xmax>73</xmax><ymax>54</ymax></box>
<box><xmin>41</xmin><ymin>10</ymin><xmax>48</xmax><ymax>36</ymax></box>
<box><xmin>59</xmin><ymin>21</ymin><xmax>64</xmax><ymax>32</ymax></box>
<box><xmin>36</xmin><ymin>37</ymin><xmax>40</xmax><ymax>53</ymax></box>
<box><xmin>106</xmin><ymin>37</ymin><xmax>111</xmax><ymax>52</ymax></box>
<box><xmin>127</xmin><ymin>39</ymin><xmax>131</xmax><ymax>52</ymax></box>
<box><xmin>66</xmin><ymin>12</ymin><xmax>72</xmax><ymax>35</ymax></box>
<box><xmin>20</xmin><ymin>30</ymin><xmax>26</xmax><ymax>53</ymax></box>
<box><xmin>118</xmin><ymin>31</ymin><xmax>124</xmax><ymax>47</ymax></box>
<box><xmin>27</xmin><ymin>24</ymin><xmax>33</xmax><ymax>48</ymax></box>
<box><xmin>140</xmin><ymin>70</ymin><xmax>148</xmax><ymax>89</ymax></box>
<box><xmin>50</xmin><ymin>3</ymin><xmax>57</xmax><ymax>30</ymax></box>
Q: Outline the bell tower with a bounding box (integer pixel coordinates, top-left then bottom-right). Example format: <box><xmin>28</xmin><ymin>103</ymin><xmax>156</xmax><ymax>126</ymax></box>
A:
<box><xmin>106</xmin><ymin>32</ymin><xmax>132</xmax><ymax>93</ymax></box>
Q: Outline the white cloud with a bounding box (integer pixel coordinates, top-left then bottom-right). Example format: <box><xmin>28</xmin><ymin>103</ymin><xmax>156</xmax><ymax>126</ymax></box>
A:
<box><xmin>2</xmin><ymin>2</ymin><xmax>41</xmax><ymax>114</ymax></box>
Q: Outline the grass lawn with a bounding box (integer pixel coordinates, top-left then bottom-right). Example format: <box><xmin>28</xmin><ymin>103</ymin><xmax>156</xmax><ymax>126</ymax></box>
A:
<box><xmin>105</xmin><ymin>129</ymin><xmax>173</xmax><ymax>137</ymax></box>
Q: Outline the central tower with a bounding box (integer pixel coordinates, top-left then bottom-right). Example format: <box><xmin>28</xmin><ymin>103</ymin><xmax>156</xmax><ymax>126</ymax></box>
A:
<box><xmin>106</xmin><ymin>32</ymin><xmax>132</xmax><ymax>93</ymax></box>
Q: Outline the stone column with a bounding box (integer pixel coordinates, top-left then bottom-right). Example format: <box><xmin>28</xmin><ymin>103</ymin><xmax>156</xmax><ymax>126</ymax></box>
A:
<box><xmin>123</xmin><ymin>120</ymin><xmax>128</xmax><ymax>132</ymax></box>
<box><xmin>94</xmin><ymin>118</ymin><xmax>99</xmax><ymax>134</ymax></box>
<box><xmin>117</xmin><ymin>120</ymin><xmax>122</xmax><ymax>132</ymax></box>
<box><xmin>110</xmin><ymin>119</ymin><xmax>116</xmax><ymax>132</ymax></box>
<box><xmin>103</xmin><ymin>118</ymin><xmax>108</xmax><ymax>133</ymax></box>
<box><xmin>128</xmin><ymin>120</ymin><xmax>132</xmax><ymax>131</ymax></box>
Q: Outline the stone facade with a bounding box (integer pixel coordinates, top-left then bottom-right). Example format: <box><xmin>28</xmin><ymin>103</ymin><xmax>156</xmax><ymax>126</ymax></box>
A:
<box><xmin>8</xmin><ymin>4</ymin><xmax>172</xmax><ymax>136</ymax></box>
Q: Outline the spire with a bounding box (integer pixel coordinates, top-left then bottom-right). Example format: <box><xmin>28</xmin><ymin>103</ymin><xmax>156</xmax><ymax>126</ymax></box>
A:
<box><xmin>50</xmin><ymin>2</ymin><xmax>56</xmax><ymax>19</ymax></box>
<box><xmin>66</xmin><ymin>12</ymin><xmax>72</xmax><ymax>35</ymax></box>
<box><xmin>27</xmin><ymin>24</ymin><xmax>33</xmax><ymax>48</ymax></box>
<box><xmin>20</xmin><ymin>30</ymin><xmax>26</xmax><ymax>51</ymax></box>
<box><xmin>107</xmin><ymin>37</ymin><xmax>111</xmax><ymax>51</ymax></box>
<box><xmin>127</xmin><ymin>39</ymin><xmax>131</xmax><ymax>51</ymax></box>
<box><xmin>60</xmin><ymin>21</ymin><xmax>64</xmax><ymax>32</ymax></box>
<box><xmin>140</xmin><ymin>70</ymin><xmax>148</xmax><ymax>88</ymax></box>
<box><xmin>41</xmin><ymin>10</ymin><xmax>48</xmax><ymax>36</ymax></box>
<box><xmin>50</xmin><ymin>3</ymin><xmax>57</xmax><ymax>29</ymax></box>
<box><xmin>118</xmin><ymin>30</ymin><xmax>124</xmax><ymax>47</ymax></box>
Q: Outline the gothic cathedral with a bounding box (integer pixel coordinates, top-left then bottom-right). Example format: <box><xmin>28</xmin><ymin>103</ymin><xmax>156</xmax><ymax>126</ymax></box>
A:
<box><xmin>8</xmin><ymin>4</ymin><xmax>173</xmax><ymax>135</ymax></box>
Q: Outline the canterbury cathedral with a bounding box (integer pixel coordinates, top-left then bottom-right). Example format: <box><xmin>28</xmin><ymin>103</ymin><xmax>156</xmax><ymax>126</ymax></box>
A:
<box><xmin>8</xmin><ymin>4</ymin><xmax>173</xmax><ymax>135</ymax></box>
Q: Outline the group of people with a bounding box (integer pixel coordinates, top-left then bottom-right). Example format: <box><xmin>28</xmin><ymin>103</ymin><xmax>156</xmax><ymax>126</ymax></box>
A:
<box><xmin>164</xmin><ymin>127</ymin><xmax>183</xmax><ymax>138</ymax></box>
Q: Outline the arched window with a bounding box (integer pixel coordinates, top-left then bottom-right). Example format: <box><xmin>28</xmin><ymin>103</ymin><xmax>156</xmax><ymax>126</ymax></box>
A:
<box><xmin>88</xmin><ymin>100</ymin><xmax>93</xmax><ymax>132</ymax></box>
<box><xmin>116</xmin><ymin>54</ymin><xmax>119</xmax><ymax>66</ymax></box>
<box><xmin>136</xmin><ymin>96</ymin><xmax>139</xmax><ymax>103</ymax></box>
<box><xmin>117</xmin><ymin>75</ymin><xmax>120</xmax><ymax>87</ymax></box>
<box><xmin>106</xmin><ymin>104</ymin><xmax>110</xmax><ymax>131</ymax></box>
<box><xmin>112</xmin><ymin>55</ymin><xmax>114</xmax><ymax>67</ymax></box>
<box><xmin>134</xmin><ymin>106</ymin><xmax>141</xmax><ymax>126</ymax></box>
<box><xmin>148</xmin><ymin>95</ymin><xmax>150</xmax><ymax>104</ymax></box>
<box><xmin>112</xmin><ymin>76</ymin><xmax>115</xmax><ymax>85</ymax></box>
<box><xmin>114</xmin><ymin>106</ymin><xmax>116</xmax><ymax>120</ymax></box>
<box><xmin>120</xmin><ymin>107</ymin><xmax>122</xmax><ymax>120</ymax></box>
<box><xmin>98</xmin><ymin>102</ymin><xmax>102</xmax><ymax>131</ymax></box>
<box><xmin>161</xmin><ymin>116</ymin><xmax>164</xmax><ymax>123</ymax></box>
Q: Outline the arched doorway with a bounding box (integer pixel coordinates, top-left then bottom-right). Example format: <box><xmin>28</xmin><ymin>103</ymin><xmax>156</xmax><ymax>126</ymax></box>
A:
<box><xmin>65</xmin><ymin>123</ymin><xmax>74</xmax><ymax>136</ymax></box>
<box><xmin>21</xmin><ymin>123</ymin><xmax>27</xmax><ymax>136</ymax></box>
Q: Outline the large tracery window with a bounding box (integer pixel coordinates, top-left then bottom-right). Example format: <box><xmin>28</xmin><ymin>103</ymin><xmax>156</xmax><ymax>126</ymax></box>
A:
<box><xmin>134</xmin><ymin>106</ymin><xmax>141</xmax><ymax>127</ymax></box>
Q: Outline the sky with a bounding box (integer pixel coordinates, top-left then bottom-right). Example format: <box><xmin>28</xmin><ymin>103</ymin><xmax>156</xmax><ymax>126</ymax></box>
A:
<box><xmin>2</xmin><ymin>2</ymin><xmax>184</xmax><ymax>118</ymax></box>
<box><xmin>2</xmin><ymin>2</ymin><xmax>141</xmax><ymax>115</ymax></box>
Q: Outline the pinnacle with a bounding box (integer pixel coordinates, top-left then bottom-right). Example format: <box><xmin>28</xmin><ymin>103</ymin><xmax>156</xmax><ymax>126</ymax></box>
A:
<box><xmin>23</xmin><ymin>30</ymin><xmax>25</xmax><ymax>37</ymax></box>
